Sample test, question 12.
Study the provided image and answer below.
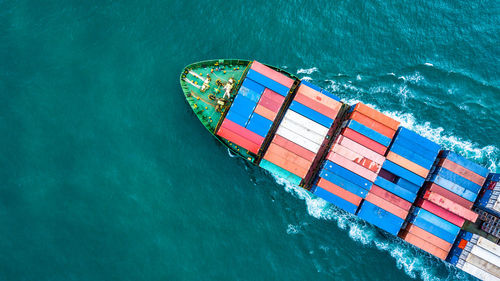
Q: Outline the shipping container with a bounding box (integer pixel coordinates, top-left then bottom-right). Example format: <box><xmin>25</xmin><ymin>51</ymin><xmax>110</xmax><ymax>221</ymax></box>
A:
<box><xmin>365</xmin><ymin>192</ymin><xmax>409</xmax><ymax>219</ymax></box>
<box><xmin>263</xmin><ymin>149</ymin><xmax>309</xmax><ymax>178</ymax></box>
<box><xmin>439</xmin><ymin>150</ymin><xmax>490</xmax><ymax>178</ymax></box>
<box><xmin>409</xmin><ymin>215</ymin><xmax>457</xmax><ymax>243</ymax></box>
<box><xmin>369</xmin><ymin>185</ymin><xmax>412</xmax><ymax>210</ymax></box>
<box><xmin>438</xmin><ymin>158</ymin><xmax>486</xmax><ymax>186</ymax></box>
<box><xmin>344</xmin><ymin>120</ymin><xmax>392</xmax><ymax>147</ymax></box>
<box><xmin>240</xmin><ymin>78</ymin><xmax>266</xmax><ymax>98</ymax></box>
<box><xmin>382</xmin><ymin>160</ymin><xmax>425</xmax><ymax>187</ymax></box>
<box><xmin>341</xmin><ymin>128</ymin><xmax>387</xmax><ymax>155</ymax></box>
<box><xmin>257</xmin><ymin>94</ymin><xmax>282</xmax><ymax>113</ymax></box>
<box><xmin>313</xmin><ymin>186</ymin><xmax>358</xmax><ymax>214</ymax></box>
<box><xmin>276</xmin><ymin>126</ymin><xmax>320</xmax><ymax>153</ymax></box>
<box><xmin>423</xmin><ymin>191</ymin><xmax>478</xmax><ymax>222</ymax></box>
<box><xmin>433</xmin><ymin>167</ymin><xmax>482</xmax><ymax>193</ymax></box>
<box><xmin>316</xmin><ymin>178</ymin><xmax>363</xmax><ymax>206</ymax></box>
<box><xmin>246</xmin><ymin>113</ymin><xmax>273</xmax><ymax>137</ymax></box>
<box><xmin>425</xmin><ymin>182</ymin><xmax>474</xmax><ymax>209</ymax></box>
<box><xmin>327</xmin><ymin>153</ymin><xmax>378</xmax><ymax>182</ymax></box>
<box><xmin>289</xmin><ymin>101</ymin><xmax>334</xmax><ymax>128</ymax></box>
<box><xmin>323</xmin><ymin>159</ymin><xmax>376</xmax><ymax>187</ymax></box>
<box><xmin>284</xmin><ymin>110</ymin><xmax>330</xmax><ymax>136</ymax></box>
<box><xmin>470</xmin><ymin>245</ymin><xmax>500</xmax><ymax>267</ymax></box>
<box><xmin>477</xmin><ymin>236</ymin><xmax>500</xmax><ymax>257</ymax></box>
<box><xmin>395</xmin><ymin>127</ymin><xmax>441</xmax><ymax>154</ymax></box>
<box><xmin>415</xmin><ymin>199</ymin><xmax>465</xmax><ymax>227</ymax></box>
<box><xmin>386</xmin><ymin>151</ymin><xmax>429</xmax><ymax>178</ymax></box>
<box><xmin>349</xmin><ymin>111</ymin><xmax>396</xmax><ymax>138</ymax></box>
<box><xmin>465</xmin><ymin>254</ymin><xmax>500</xmax><ymax>278</ymax></box>
<box><xmin>238</xmin><ymin>84</ymin><xmax>263</xmax><ymax>103</ymax></box>
<box><xmin>279</xmin><ymin>117</ymin><xmax>326</xmax><ymax>145</ymax></box>
<box><xmin>336</xmin><ymin>136</ymin><xmax>385</xmax><ymax>164</ymax></box>
<box><xmin>217</xmin><ymin>126</ymin><xmax>261</xmax><ymax>154</ymax></box>
<box><xmin>357</xmin><ymin>201</ymin><xmax>404</xmax><ymax>235</ymax></box>
<box><xmin>246</xmin><ymin>69</ymin><xmax>290</xmax><ymax>96</ymax></box>
<box><xmin>387</xmin><ymin>141</ymin><xmax>435</xmax><ymax>169</ymax></box>
<box><xmin>318</xmin><ymin>172</ymin><xmax>369</xmax><ymax>198</ymax></box>
<box><xmin>413</xmin><ymin>208</ymin><xmax>461</xmax><ymax>236</ymax></box>
<box><xmin>390</xmin><ymin>135</ymin><xmax>439</xmax><ymax>164</ymax></box>
<box><xmin>330</xmin><ymin>144</ymin><xmax>381</xmax><ymax>173</ymax></box>
<box><xmin>254</xmin><ymin>104</ymin><xmax>277</xmax><ymax>121</ymax></box>
<box><xmin>250</xmin><ymin>61</ymin><xmax>295</xmax><ymax>88</ymax></box>
<box><xmin>373</xmin><ymin>177</ymin><xmax>417</xmax><ymax>203</ymax></box>
<box><xmin>460</xmin><ymin>262</ymin><xmax>500</xmax><ymax>281</ymax></box>
<box><xmin>297</xmin><ymin>84</ymin><xmax>342</xmax><ymax>112</ymax></box>
<box><xmin>400</xmin><ymin>231</ymin><xmax>449</xmax><ymax>259</ymax></box>
<box><xmin>404</xmin><ymin>223</ymin><xmax>452</xmax><ymax>252</ymax></box>
<box><xmin>272</xmin><ymin>135</ymin><xmax>316</xmax><ymax>162</ymax></box>
<box><xmin>352</xmin><ymin>103</ymin><xmax>400</xmax><ymax>131</ymax></box>
<box><xmin>259</xmin><ymin>159</ymin><xmax>302</xmax><ymax>186</ymax></box>
<box><xmin>293</xmin><ymin>91</ymin><xmax>339</xmax><ymax>119</ymax></box>
<box><xmin>427</xmin><ymin>174</ymin><xmax>477</xmax><ymax>202</ymax></box>
<box><xmin>395</xmin><ymin>177</ymin><xmax>421</xmax><ymax>194</ymax></box>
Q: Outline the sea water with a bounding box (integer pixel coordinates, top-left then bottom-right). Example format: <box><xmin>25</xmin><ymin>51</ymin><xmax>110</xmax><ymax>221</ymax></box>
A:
<box><xmin>0</xmin><ymin>0</ymin><xmax>498</xmax><ymax>280</ymax></box>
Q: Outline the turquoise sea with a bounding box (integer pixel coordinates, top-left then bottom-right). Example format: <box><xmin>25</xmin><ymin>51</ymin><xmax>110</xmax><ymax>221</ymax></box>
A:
<box><xmin>1</xmin><ymin>0</ymin><xmax>499</xmax><ymax>280</ymax></box>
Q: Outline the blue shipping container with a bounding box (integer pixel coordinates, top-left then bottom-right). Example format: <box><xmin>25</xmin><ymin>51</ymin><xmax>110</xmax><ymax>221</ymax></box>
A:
<box><xmin>409</xmin><ymin>215</ymin><xmax>457</xmax><ymax>243</ymax></box>
<box><xmin>238</xmin><ymin>85</ymin><xmax>263</xmax><ymax>103</ymax></box>
<box><xmin>245</xmin><ymin>113</ymin><xmax>273</xmax><ymax>137</ymax></box>
<box><xmin>246</xmin><ymin>70</ymin><xmax>290</xmax><ymax>96</ymax></box>
<box><xmin>428</xmin><ymin>174</ymin><xmax>477</xmax><ymax>202</ymax></box>
<box><xmin>395</xmin><ymin>177</ymin><xmax>421</xmax><ymax>194</ymax></box>
<box><xmin>357</xmin><ymin>201</ymin><xmax>404</xmax><ymax>235</ymax></box>
<box><xmin>439</xmin><ymin>150</ymin><xmax>489</xmax><ymax>178</ymax></box>
<box><xmin>391</xmin><ymin>134</ymin><xmax>439</xmax><ymax>163</ymax></box>
<box><xmin>487</xmin><ymin>173</ymin><xmax>500</xmax><ymax>182</ymax></box>
<box><xmin>346</xmin><ymin>120</ymin><xmax>392</xmax><ymax>147</ymax></box>
<box><xmin>434</xmin><ymin>167</ymin><xmax>482</xmax><ymax>193</ymax></box>
<box><xmin>321</xmin><ymin>88</ymin><xmax>341</xmax><ymax>102</ymax></box>
<box><xmin>241</xmin><ymin>78</ymin><xmax>266</xmax><ymax>96</ymax></box>
<box><xmin>322</xmin><ymin>160</ymin><xmax>373</xmax><ymax>190</ymax></box>
<box><xmin>374</xmin><ymin>176</ymin><xmax>417</xmax><ymax>203</ymax></box>
<box><xmin>396</xmin><ymin>127</ymin><xmax>441</xmax><ymax>154</ymax></box>
<box><xmin>382</xmin><ymin>160</ymin><xmax>425</xmax><ymax>187</ymax></box>
<box><xmin>313</xmin><ymin>186</ymin><xmax>358</xmax><ymax>214</ymax></box>
<box><xmin>317</xmin><ymin>173</ymin><xmax>369</xmax><ymax>198</ymax></box>
<box><xmin>413</xmin><ymin>207</ymin><xmax>461</xmax><ymax>235</ymax></box>
<box><xmin>289</xmin><ymin>101</ymin><xmax>333</xmax><ymax>128</ymax></box>
<box><xmin>389</xmin><ymin>142</ymin><xmax>435</xmax><ymax>170</ymax></box>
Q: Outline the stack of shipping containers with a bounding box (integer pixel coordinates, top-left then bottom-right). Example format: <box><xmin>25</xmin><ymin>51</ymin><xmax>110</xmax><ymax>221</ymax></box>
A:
<box><xmin>216</xmin><ymin>61</ymin><xmax>294</xmax><ymax>154</ymax></box>
<box><xmin>312</xmin><ymin>103</ymin><xmax>400</xmax><ymax>218</ymax></box>
<box><xmin>401</xmin><ymin>150</ymin><xmax>488</xmax><ymax>259</ymax></box>
<box><xmin>475</xmin><ymin>173</ymin><xmax>500</xmax><ymax>238</ymax></box>
<box><xmin>448</xmin><ymin>231</ymin><xmax>500</xmax><ymax>280</ymax></box>
<box><xmin>260</xmin><ymin>81</ymin><xmax>342</xmax><ymax>186</ymax></box>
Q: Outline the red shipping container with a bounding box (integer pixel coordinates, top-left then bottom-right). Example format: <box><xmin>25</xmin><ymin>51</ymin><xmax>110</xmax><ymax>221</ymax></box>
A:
<box><xmin>297</xmin><ymin>84</ymin><xmax>342</xmax><ymax>112</ymax></box>
<box><xmin>251</xmin><ymin>61</ymin><xmax>295</xmax><ymax>88</ymax></box>
<box><xmin>404</xmin><ymin>223</ymin><xmax>452</xmax><ymax>252</ymax></box>
<box><xmin>341</xmin><ymin>128</ymin><xmax>387</xmax><ymax>155</ymax></box>
<box><xmin>437</xmin><ymin>158</ymin><xmax>486</xmax><ymax>186</ymax></box>
<box><xmin>350</xmin><ymin>111</ymin><xmax>396</xmax><ymax>139</ymax></box>
<box><xmin>327</xmin><ymin>153</ymin><xmax>378</xmax><ymax>182</ymax></box>
<box><xmin>370</xmin><ymin>185</ymin><xmax>412</xmax><ymax>211</ymax></box>
<box><xmin>272</xmin><ymin>135</ymin><xmax>316</xmax><ymax>162</ymax></box>
<box><xmin>263</xmin><ymin>148</ymin><xmax>310</xmax><ymax>178</ymax></box>
<box><xmin>425</xmin><ymin>183</ymin><xmax>474</xmax><ymax>209</ymax></box>
<box><xmin>330</xmin><ymin>144</ymin><xmax>381</xmax><ymax>173</ymax></box>
<box><xmin>220</xmin><ymin>119</ymin><xmax>264</xmax><ymax>145</ymax></box>
<box><xmin>458</xmin><ymin>239</ymin><xmax>468</xmax><ymax>249</ymax></box>
<box><xmin>317</xmin><ymin>178</ymin><xmax>363</xmax><ymax>206</ymax></box>
<box><xmin>415</xmin><ymin>199</ymin><xmax>465</xmax><ymax>227</ymax></box>
<box><xmin>254</xmin><ymin>104</ymin><xmax>277</xmax><ymax>121</ymax></box>
<box><xmin>293</xmin><ymin>92</ymin><xmax>339</xmax><ymax>119</ymax></box>
<box><xmin>423</xmin><ymin>190</ymin><xmax>478</xmax><ymax>222</ymax></box>
<box><xmin>336</xmin><ymin>135</ymin><xmax>385</xmax><ymax>164</ymax></box>
<box><xmin>400</xmin><ymin>231</ymin><xmax>449</xmax><ymax>260</ymax></box>
<box><xmin>352</xmin><ymin>103</ymin><xmax>400</xmax><ymax>131</ymax></box>
<box><xmin>257</xmin><ymin>95</ymin><xmax>282</xmax><ymax>113</ymax></box>
<box><xmin>365</xmin><ymin>192</ymin><xmax>409</xmax><ymax>219</ymax></box>
<box><xmin>266</xmin><ymin>143</ymin><xmax>312</xmax><ymax>170</ymax></box>
<box><xmin>217</xmin><ymin>127</ymin><xmax>261</xmax><ymax>154</ymax></box>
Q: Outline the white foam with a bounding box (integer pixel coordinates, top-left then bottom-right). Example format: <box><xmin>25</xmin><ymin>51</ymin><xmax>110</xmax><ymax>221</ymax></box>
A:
<box><xmin>297</xmin><ymin>67</ymin><xmax>318</xmax><ymax>75</ymax></box>
<box><xmin>300</xmin><ymin>76</ymin><xmax>313</xmax><ymax>81</ymax></box>
<box><xmin>424</xmin><ymin>62</ymin><xmax>434</xmax><ymax>66</ymax></box>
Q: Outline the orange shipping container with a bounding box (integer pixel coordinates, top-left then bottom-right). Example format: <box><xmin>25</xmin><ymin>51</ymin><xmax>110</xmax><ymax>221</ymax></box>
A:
<box><xmin>386</xmin><ymin>151</ymin><xmax>429</xmax><ymax>178</ymax></box>
<box><xmin>404</xmin><ymin>223</ymin><xmax>452</xmax><ymax>252</ymax></box>
<box><xmin>350</xmin><ymin>111</ymin><xmax>396</xmax><ymax>139</ymax></box>
<box><xmin>370</xmin><ymin>185</ymin><xmax>412</xmax><ymax>211</ymax></box>
<box><xmin>438</xmin><ymin>158</ymin><xmax>486</xmax><ymax>186</ymax></box>
<box><xmin>254</xmin><ymin>104</ymin><xmax>278</xmax><ymax>121</ymax></box>
<box><xmin>400</xmin><ymin>231</ymin><xmax>449</xmax><ymax>260</ymax></box>
<box><xmin>330</xmin><ymin>144</ymin><xmax>381</xmax><ymax>173</ymax></box>
<box><xmin>294</xmin><ymin>92</ymin><xmax>339</xmax><ymax>120</ymax></box>
<box><xmin>423</xmin><ymin>191</ymin><xmax>479</xmax><ymax>222</ymax></box>
<box><xmin>327</xmin><ymin>153</ymin><xmax>378</xmax><ymax>182</ymax></box>
<box><xmin>353</xmin><ymin>103</ymin><xmax>400</xmax><ymax>131</ymax></box>
<box><xmin>264</xmin><ymin>144</ymin><xmax>312</xmax><ymax>178</ymax></box>
<box><xmin>317</xmin><ymin>178</ymin><xmax>363</xmax><ymax>206</ymax></box>
<box><xmin>365</xmin><ymin>192</ymin><xmax>409</xmax><ymax>219</ymax></box>
<box><xmin>297</xmin><ymin>84</ymin><xmax>342</xmax><ymax>112</ymax></box>
<box><xmin>272</xmin><ymin>135</ymin><xmax>316</xmax><ymax>162</ymax></box>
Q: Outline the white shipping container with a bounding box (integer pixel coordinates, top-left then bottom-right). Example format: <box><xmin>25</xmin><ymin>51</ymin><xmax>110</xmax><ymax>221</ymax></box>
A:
<box><xmin>462</xmin><ymin>262</ymin><xmax>500</xmax><ymax>281</ymax></box>
<box><xmin>494</xmin><ymin>199</ymin><xmax>500</xmax><ymax>213</ymax></box>
<box><xmin>477</xmin><ymin>237</ymin><xmax>500</xmax><ymax>257</ymax></box>
<box><xmin>466</xmin><ymin>253</ymin><xmax>500</xmax><ymax>277</ymax></box>
<box><xmin>471</xmin><ymin>245</ymin><xmax>500</xmax><ymax>266</ymax></box>
<box><xmin>276</xmin><ymin>126</ymin><xmax>320</xmax><ymax>153</ymax></box>
<box><xmin>280</xmin><ymin>117</ymin><xmax>325</xmax><ymax>145</ymax></box>
<box><xmin>285</xmin><ymin>110</ymin><xmax>329</xmax><ymax>136</ymax></box>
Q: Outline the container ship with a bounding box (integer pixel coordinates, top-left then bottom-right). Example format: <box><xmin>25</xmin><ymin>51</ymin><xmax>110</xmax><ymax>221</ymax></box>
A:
<box><xmin>180</xmin><ymin>59</ymin><xmax>500</xmax><ymax>280</ymax></box>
